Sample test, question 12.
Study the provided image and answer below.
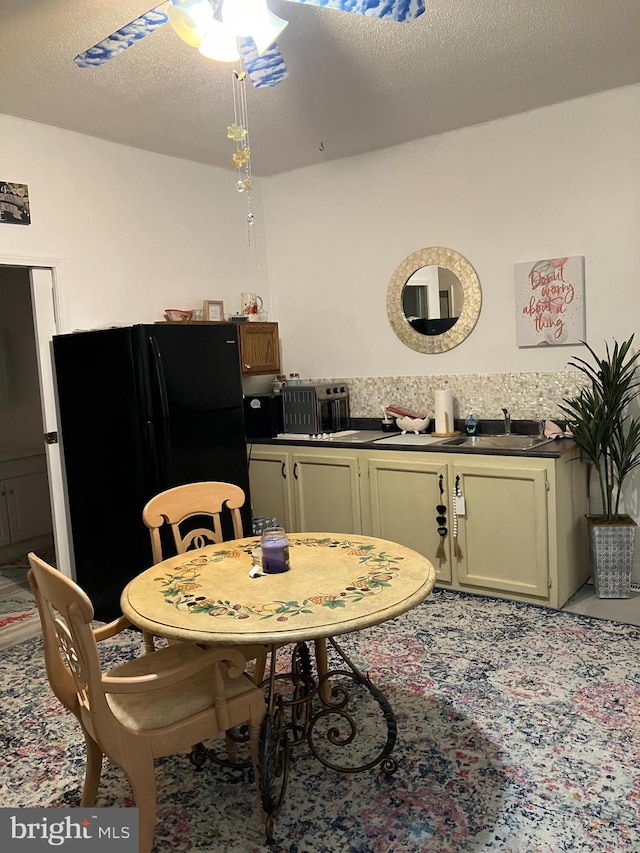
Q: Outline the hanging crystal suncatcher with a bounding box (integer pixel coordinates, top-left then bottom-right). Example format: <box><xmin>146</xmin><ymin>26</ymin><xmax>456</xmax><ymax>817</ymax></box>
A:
<box><xmin>227</xmin><ymin>69</ymin><xmax>254</xmax><ymax>245</ymax></box>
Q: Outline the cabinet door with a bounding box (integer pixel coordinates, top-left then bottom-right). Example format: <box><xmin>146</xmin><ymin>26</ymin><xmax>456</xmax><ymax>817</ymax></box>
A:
<box><xmin>0</xmin><ymin>488</ymin><xmax>10</xmax><ymax>547</ymax></box>
<box><xmin>239</xmin><ymin>323</ymin><xmax>280</xmax><ymax>375</ymax></box>
<box><xmin>6</xmin><ymin>472</ymin><xmax>53</xmax><ymax>542</ymax></box>
<box><xmin>248</xmin><ymin>447</ymin><xmax>294</xmax><ymax>530</ymax></box>
<box><xmin>453</xmin><ymin>461</ymin><xmax>549</xmax><ymax>598</ymax></box>
<box><xmin>367</xmin><ymin>455</ymin><xmax>451</xmax><ymax>582</ymax></box>
<box><xmin>292</xmin><ymin>452</ymin><xmax>362</xmax><ymax>534</ymax></box>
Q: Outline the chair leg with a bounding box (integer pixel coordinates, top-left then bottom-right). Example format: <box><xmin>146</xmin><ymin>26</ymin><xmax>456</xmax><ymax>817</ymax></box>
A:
<box><xmin>253</xmin><ymin>648</ymin><xmax>269</xmax><ymax>685</ymax></box>
<box><xmin>142</xmin><ymin>631</ymin><xmax>156</xmax><ymax>653</ymax></box>
<box><xmin>224</xmin><ymin>731</ymin><xmax>238</xmax><ymax>764</ymax></box>
<box><xmin>80</xmin><ymin>731</ymin><xmax>103</xmax><ymax>807</ymax></box>
<box><xmin>248</xmin><ymin>712</ymin><xmax>266</xmax><ymax>823</ymax></box>
<box><xmin>248</xmin><ymin>715</ymin><xmax>261</xmax><ymax>775</ymax></box>
<box><xmin>123</xmin><ymin>759</ymin><xmax>158</xmax><ymax>853</ymax></box>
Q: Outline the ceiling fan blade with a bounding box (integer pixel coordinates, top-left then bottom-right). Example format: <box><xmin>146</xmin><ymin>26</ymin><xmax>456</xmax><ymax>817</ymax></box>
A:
<box><xmin>239</xmin><ymin>38</ymin><xmax>288</xmax><ymax>88</ymax></box>
<box><xmin>282</xmin><ymin>0</ymin><xmax>425</xmax><ymax>22</ymax></box>
<box><xmin>74</xmin><ymin>2</ymin><xmax>173</xmax><ymax>68</ymax></box>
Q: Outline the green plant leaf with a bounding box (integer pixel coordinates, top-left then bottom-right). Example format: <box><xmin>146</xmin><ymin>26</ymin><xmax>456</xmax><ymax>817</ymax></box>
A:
<box><xmin>562</xmin><ymin>335</ymin><xmax>640</xmax><ymax>521</ymax></box>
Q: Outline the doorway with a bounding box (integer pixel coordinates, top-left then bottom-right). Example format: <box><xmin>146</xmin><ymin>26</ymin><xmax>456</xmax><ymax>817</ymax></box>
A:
<box><xmin>0</xmin><ymin>257</ymin><xmax>72</xmax><ymax>577</ymax></box>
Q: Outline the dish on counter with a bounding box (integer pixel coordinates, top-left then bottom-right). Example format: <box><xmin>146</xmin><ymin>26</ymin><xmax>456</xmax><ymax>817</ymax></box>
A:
<box><xmin>395</xmin><ymin>416</ymin><xmax>431</xmax><ymax>434</ymax></box>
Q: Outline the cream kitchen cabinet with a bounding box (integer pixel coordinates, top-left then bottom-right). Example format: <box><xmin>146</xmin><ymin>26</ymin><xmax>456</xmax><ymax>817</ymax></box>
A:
<box><xmin>249</xmin><ymin>443</ymin><xmax>589</xmax><ymax>609</ymax></box>
<box><xmin>0</xmin><ymin>454</ymin><xmax>53</xmax><ymax>551</ymax></box>
<box><xmin>366</xmin><ymin>454</ymin><xmax>452</xmax><ymax>583</ymax></box>
<box><xmin>365</xmin><ymin>449</ymin><xmax>588</xmax><ymax>608</ymax></box>
<box><xmin>248</xmin><ymin>445</ymin><xmax>363</xmax><ymax>534</ymax></box>
<box><xmin>452</xmin><ymin>457</ymin><xmax>550</xmax><ymax>599</ymax></box>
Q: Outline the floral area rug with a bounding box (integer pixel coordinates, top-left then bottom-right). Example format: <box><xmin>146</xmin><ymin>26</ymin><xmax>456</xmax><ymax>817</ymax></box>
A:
<box><xmin>0</xmin><ymin>550</ymin><xmax>55</xmax><ymax>650</ymax></box>
<box><xmin>1</xmin><ymin>589</ymin><xmax>639</xmax><ymax>852</ymax></box>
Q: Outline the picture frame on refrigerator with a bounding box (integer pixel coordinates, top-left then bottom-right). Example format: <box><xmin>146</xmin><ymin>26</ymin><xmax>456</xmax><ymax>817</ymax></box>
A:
<box><xmin>203</xmin><ymin>300</ymin><xmax>224</xmax><ymax>321</ymax></box>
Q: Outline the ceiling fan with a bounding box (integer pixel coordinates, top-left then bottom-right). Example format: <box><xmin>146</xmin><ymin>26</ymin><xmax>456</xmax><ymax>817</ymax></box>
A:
<box><xmin>74</xmin><ymin>0</ymin><xmax>425</xmax><ymax>90</ymax></box>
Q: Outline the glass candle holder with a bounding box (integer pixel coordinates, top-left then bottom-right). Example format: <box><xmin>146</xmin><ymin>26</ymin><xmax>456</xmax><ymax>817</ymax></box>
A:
<box><xmin>260</xmin><ymin>527</ymin><xmax>290</xmax><ymax>574</ymax></box>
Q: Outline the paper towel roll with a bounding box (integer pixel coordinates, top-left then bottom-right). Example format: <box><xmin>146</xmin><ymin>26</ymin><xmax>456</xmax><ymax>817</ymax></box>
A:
<box><xmin>434</xmin><ymin>389</ymin><xmax>454</xmax><ymax>434</ymax></box>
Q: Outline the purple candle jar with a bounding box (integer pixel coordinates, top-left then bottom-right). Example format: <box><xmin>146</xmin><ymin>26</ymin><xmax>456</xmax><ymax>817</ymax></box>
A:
<box><xmin>261</xmin><ymin>527</ymin><xmax>290</xmax><ymax>574</ymax></box>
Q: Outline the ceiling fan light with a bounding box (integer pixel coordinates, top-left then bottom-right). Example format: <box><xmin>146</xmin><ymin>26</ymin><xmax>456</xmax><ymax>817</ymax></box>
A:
<box><xmin>222</xmin><ymin>0</ymin><xmax>269</xmax><ymax>38</ymax></box>
<box><xmin>250</xmin><ymin>11</ymin><xmax>289</xmax><ymax>55</ymax></box>
<box><xmin>198</xmin><ymin>20</ymin><xmax>240</xmax><ymax>62</ymax></box>
<box><xmin>167</xmin><ymin>0</ymin><xmax>214</xmax><ymax>48</ymax></box>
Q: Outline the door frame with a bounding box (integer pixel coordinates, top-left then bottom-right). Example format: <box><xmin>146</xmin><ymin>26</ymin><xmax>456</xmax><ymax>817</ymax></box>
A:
<box><xmin>0</xmin><ymin>252</ymin><xmax>73</xmax><ymax>577</ymax></box>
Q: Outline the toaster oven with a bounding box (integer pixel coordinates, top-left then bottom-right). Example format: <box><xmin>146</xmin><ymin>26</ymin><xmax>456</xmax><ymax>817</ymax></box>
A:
<box><xmin>281</xmin><ymin>383</ymin><xmax>350</xmax><ymax>434</ymax></box>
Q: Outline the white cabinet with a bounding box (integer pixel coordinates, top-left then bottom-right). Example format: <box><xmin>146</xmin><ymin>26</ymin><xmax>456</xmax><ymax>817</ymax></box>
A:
<box><xmin>0</xmin><ymin>454</ymin><xmax>53</xmax><ymax>550</ymax></box>
<box><xmin>249</xmin><ymin>442</ymin><xmax>589</xmax><ymax>609</ymax></box>
<box><xmin>0</xmin><ymin>490</ymin><xmax>9</xmax><ymax>547</ymax></box>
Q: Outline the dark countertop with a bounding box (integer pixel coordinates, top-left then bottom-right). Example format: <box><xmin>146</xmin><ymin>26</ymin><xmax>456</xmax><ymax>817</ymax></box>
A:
<box><xmin>246</xmin><ymin>418</ymin><xmax>577</xmax><ymax>459</ymax></box>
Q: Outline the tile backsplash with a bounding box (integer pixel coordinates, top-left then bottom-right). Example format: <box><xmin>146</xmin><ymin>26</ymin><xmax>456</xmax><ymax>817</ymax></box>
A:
<box><xmin>308</xmin><ymin>371</ymin><xmax>586</xmax><ymax>421</ymax></box>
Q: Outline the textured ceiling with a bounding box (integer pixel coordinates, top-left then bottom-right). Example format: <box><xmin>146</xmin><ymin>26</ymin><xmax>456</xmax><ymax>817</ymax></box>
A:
<box><xmin>2</xmin><ymin>0</ymin><xmax>640</xmax><ymax>176</ymax></box>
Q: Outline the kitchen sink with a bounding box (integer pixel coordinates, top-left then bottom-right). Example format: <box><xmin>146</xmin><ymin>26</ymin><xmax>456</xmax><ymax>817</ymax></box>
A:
<box><xmin>436</xmin><ymin>434</ymin><xmax>555</xmax><ymax>451</ymax></box>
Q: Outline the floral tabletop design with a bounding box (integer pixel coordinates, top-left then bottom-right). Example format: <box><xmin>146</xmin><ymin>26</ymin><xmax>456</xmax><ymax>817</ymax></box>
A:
<box><xmin>157</xmin><ymin>536</ymin><xmax>405</xmax><ymax>621</ymax></box>
<box><xmin>121</xmin><ymin>533</ymin><xmax>436</xmax><ymax>645</ymax></box>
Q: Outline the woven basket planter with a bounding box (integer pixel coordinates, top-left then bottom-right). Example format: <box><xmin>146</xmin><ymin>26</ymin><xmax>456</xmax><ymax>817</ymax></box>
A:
<box><xmin>587</xmin><ymin>514</ymin><xmax>637</xmax><ymax>599</ymax></box>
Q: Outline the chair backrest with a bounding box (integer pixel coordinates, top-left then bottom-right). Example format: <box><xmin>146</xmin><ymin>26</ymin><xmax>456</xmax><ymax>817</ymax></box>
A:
<box><xmin>27</xmin><ymin>553</ymin><xmax>110</xmax><ymax>728</ymax></box>
<box><xmin>142</xmin><ymin>481</ymin><xmax>246</xmax><ymax>564</ymax></box>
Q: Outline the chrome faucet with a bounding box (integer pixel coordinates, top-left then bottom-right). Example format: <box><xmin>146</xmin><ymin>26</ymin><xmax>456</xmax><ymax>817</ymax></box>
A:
<box><xmin>501</xmin><ymin>407</ymin><xmax>511</xmax><ymax>434</ymax></box>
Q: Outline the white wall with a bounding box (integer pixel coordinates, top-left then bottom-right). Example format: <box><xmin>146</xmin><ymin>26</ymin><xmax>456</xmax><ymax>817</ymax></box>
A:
<box><xmin>263</xmin><ymin>84</ymin><xmax>640</xmax><ymax>379</ymax></box>
<box><xmin>2</xmin><ymin>86</ymin><xmax>640</xmax><ymax>576</ymax></box>
<box><xmin>0</xmin><ymin>115</ymin><xmax>271</xmax><ymax>331</ymax></box>
<box><xmin>4</xmin><ymin>85</ymin><xmax>637</xmax><ymax>366</ymax></box>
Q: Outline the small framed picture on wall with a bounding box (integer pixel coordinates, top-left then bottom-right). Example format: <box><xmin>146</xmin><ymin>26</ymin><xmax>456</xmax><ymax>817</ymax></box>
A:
<box><xmin>203</xmin><ymin>300</ymin><xmax>224</xmax><ymax>321</ymax></box>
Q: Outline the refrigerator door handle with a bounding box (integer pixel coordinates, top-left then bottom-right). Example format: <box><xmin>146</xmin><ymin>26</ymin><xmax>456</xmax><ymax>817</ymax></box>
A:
<box><xmin>147</xmin><ymin>335</ymin><xmax>171</xmax><ymax>487</ymax></box>
<box><xmin>148</xmin><ymin>336</ymin><xmax>170</xmax><ymax>418</ymax></box>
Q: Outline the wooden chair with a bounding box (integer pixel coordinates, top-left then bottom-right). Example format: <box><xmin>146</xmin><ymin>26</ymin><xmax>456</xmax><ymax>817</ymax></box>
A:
<box><xmin>143</xmin><ymin>481</ymin><xmax>247</xmax><ymax>562</ymax></box>
<box><xmin>27</xmin><ymin>552</ymin><xmax>266</xmax><ymax>853</ymax></box>
<box><xmin>143</xmin><ymin>482</ymin><xmax>327</xmax><ymax>695</ymax></box>
<box><xmin>141</xmin><ymin>482</ymin><xmax>270</xmax><ymax>682</ymax></box>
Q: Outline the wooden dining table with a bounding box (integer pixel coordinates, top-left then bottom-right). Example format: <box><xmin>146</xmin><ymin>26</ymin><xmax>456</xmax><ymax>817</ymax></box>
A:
<box><xmin>121</xmin><ymin>532</ymin><xmax>436</xmax><ymax>838</ymax></box>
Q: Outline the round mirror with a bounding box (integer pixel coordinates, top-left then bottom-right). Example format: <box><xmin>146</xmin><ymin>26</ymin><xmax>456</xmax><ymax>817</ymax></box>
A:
<box><xmin>402</xmin><ymin>265</ymin><xmax>464</xmax><ymax>336</ymax></box>
<box><xmin>387</xmin><ymin>247</ymin><xmax>482</xmax><ymax>353</ymax></box>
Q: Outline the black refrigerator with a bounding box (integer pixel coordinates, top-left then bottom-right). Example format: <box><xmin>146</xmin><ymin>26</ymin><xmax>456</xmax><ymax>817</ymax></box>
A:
<box><xmin>53</xmin><ymin>323</ymin><xmax>252</xmax><ymax>621</ymax></box>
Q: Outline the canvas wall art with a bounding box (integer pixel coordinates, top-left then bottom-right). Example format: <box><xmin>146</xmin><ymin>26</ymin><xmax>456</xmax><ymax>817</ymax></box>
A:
<box><xmin>0</xmin><ymin>181</ymin><xmax>30</xmax><ymax>225</ymax></box>
<box><xmin>514</xmin><ymin>255</ymin><xmax>585</xmax><ymax>347</ymax></box>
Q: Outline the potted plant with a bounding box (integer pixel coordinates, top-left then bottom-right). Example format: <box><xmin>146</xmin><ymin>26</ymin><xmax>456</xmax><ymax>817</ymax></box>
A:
<box><xmin>559</xmin><ymin>336</ymin><xmax>640</xmax><ymax>598</ymax></box>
